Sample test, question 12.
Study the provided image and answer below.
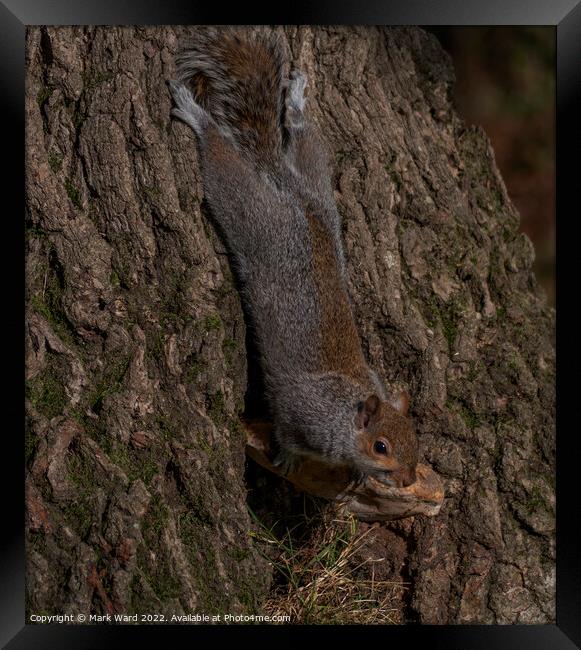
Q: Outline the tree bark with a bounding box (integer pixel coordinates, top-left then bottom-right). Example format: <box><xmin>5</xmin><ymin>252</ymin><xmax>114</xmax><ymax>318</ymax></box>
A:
<box><xmin>25</xmin><ymin>25</ymin><xmax>555</xmax><ymax>624</ymax></box>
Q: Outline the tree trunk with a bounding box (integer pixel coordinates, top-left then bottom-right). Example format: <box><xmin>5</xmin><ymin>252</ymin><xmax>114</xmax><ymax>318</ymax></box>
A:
<box><xmin>25</xmin><ymin>25</ymin><xmax>555</xmax><ymax>624</ymax></box>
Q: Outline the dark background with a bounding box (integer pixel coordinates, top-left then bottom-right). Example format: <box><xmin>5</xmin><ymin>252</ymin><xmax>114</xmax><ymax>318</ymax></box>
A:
<box><xmin>428</xmin><ymin>27</ymin><xmax>555</xmax><ymax>305</ymax></box>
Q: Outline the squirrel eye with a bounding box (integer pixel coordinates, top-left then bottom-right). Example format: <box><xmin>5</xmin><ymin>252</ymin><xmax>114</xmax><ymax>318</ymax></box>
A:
<box><xmin>373</xmin><ymin>440</ymin><xmax>389</xmax><ymax>455</ymax></box>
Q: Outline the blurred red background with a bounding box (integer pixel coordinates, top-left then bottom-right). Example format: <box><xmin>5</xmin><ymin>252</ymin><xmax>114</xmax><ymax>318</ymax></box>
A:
<box><xmin>428</xmin><ymin>27</ymin><xmax>555</xmax><ymax>306</ymax></box>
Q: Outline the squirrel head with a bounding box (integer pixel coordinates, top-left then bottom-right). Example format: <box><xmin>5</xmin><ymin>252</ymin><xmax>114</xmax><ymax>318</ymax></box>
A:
<box><xmin>354</xmin><ymin>392</ymin><xmax>419</xmax><ymax>487</ymax></box>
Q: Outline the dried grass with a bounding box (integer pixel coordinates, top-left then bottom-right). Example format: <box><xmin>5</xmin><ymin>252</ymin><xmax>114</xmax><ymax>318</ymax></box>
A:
<box><xmin>249</xmin><ymin>503</ymin><xmax>408</xmax><ymax>624</ymax></box>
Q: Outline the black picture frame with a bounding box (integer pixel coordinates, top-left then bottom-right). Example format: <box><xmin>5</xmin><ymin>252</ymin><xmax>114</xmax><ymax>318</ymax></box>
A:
<box><xmin>5</xmin><ymin>0</ymin><xmax>579</xmax><ymax>647</ymax></box>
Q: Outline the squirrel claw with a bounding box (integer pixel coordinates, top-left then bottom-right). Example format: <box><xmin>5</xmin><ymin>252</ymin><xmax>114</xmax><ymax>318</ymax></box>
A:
<box><xmin>350</xmin><ymin>469</ymin><xmax>367</xmax><ymax>490</ymax></box>
<box><xmin>289</xmin><ymin>69</ymin><xmax>308</xmax><ymax>91</ymax></box>
<box><xmin>167</xmin><ymin>79</ymin><xmax>193</xmax><ymax>105</ymax></box>
<box><xmin>272</xmin><ymin>452</ymin><xmax>300</xmax><ymax>477</ymax></box>
<box><xmin>167</xmin><ymin>79</ymin><xmax>210</xmax><ymax>135</ymax></box>
<box><xmin>285</xmin><ymin>69</ymin><xmax>308</xmax><ymax>118</ymax></box>
<box><xmin>335</xmin><ymin>471</ymin><xmax>367</xmax><ymax>501</ymax></box>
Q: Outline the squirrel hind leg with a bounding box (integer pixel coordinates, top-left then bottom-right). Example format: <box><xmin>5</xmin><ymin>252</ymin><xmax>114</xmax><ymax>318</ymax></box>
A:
<box><xmin>167</xmin><ymin>79</ymin><xmax>211</xmax><ymax>136</ymax></box>
<box><xmin>284</xmin><ymin>70</ymin><xmax>308</xmax><ymax>126</ymax></box>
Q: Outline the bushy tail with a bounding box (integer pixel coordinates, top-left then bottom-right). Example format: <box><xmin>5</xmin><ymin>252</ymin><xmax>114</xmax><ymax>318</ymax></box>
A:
<box><xmin>176</xmin><ymin>27</ymin><xmax>285</xmax><ymax>163</ymax></box>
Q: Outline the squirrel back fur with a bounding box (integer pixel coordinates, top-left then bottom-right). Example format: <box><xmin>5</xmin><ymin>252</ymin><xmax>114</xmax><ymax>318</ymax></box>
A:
<box><xmin>169</xmin><ymin>29</ymin><xmax>419</xmax><ymax>488</ymax></box>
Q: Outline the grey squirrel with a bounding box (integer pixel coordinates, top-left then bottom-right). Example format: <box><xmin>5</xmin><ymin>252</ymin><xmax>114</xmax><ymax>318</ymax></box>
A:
<box><xmin>168</xmin><ymin>28</ymin><xmax>418</xmax><ymax>488</ymax></box>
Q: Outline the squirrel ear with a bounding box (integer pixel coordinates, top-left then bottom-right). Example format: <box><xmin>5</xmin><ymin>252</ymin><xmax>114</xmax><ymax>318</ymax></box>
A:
<box><xmin>356</xmin><ymin>394</ymin><xmax>381</xmax><ymax>429</ymax></box>
<box><xmin>389</xmin><ymin>390</ymin><xmax>410</xmax><ymax>416</ymax></box>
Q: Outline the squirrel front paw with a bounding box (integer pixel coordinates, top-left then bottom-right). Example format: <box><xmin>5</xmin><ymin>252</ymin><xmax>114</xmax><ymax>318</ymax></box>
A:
<box><xmin>334</xmin><ymin>470</ymin><xmax>367</xmax><ymax>501</ymax></box>
<box><xmin>167</xmin><ymin>79</ymin><xmax>210</xmax><ymax>136</ymax></box>
<box><xmin>350</xmin><ymin>468</ymin><xmax>367</xmax><ymax>487</ymax></box>
<box><xmin>272</xmin><ymin>450</ymin><xmax>301</xmax><ymax>477</ymax></box>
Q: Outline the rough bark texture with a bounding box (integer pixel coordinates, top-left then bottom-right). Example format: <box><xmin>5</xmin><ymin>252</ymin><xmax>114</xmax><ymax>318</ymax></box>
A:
<box><xmin>25</xmin><ymin>26</ymin><xmax>555</xmax><ymax>624</ymax></box>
